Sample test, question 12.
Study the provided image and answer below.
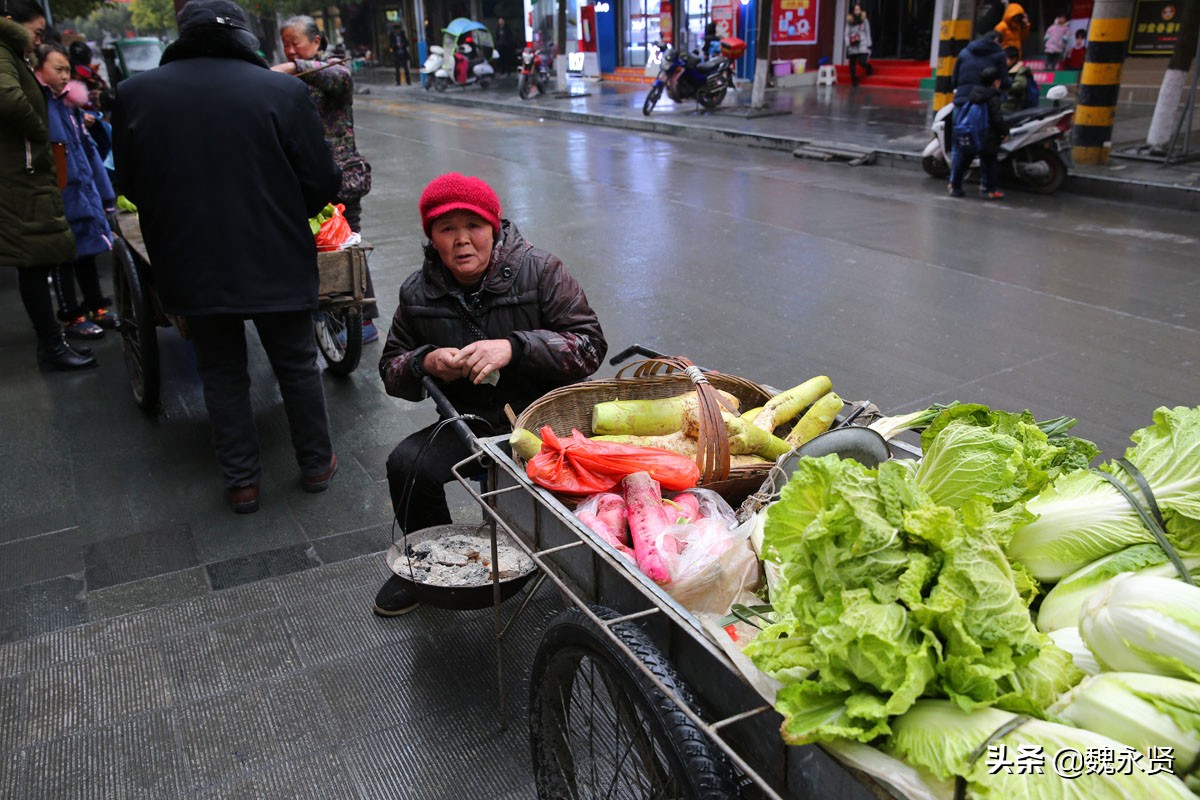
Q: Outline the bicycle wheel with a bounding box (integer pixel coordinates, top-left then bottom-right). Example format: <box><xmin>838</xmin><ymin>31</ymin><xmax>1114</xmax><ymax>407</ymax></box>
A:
<box><xmin>112</xmin><ymin>237</ymin><xmax>160</xmax><ymax>414</ymax></box>
<box><xmin>530</xmin><ymin>606</ymin><xmax>738</xmax><ymax>800</ymax></box>
<box><xmin>313</xmin><ymin>305</ymin><xmax>363</xmax><ymax>376</ymax></box>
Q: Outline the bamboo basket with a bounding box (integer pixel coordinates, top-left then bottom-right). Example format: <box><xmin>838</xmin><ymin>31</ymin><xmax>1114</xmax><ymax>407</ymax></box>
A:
<box><xmin>512</xmin><ymin>357</ymin><xmax>776</xmax><ymax>502</ymax></box>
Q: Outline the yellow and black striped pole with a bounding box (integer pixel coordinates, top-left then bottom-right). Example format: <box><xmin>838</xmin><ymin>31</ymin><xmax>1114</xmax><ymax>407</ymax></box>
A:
<box><xmin>1072</xmin><ymin>0</ymin><xmax>1134</xmax><ymax>164</ymax></box>
<box><xmin>934</xmin><ymin>2</ymin><xmax>976</xmax><ymax>110</ymax></box>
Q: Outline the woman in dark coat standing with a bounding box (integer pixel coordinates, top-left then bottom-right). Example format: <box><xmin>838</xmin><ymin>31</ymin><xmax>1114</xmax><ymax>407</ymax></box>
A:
<box><xmin>112</xmin><ymin>0</ymin><xmax>342</xmax><ymax>513</ymax></box>
<box><xmin>0</xmin><ymin>0</ymin><xmax>94</xmax><ymax>370</ymax></box>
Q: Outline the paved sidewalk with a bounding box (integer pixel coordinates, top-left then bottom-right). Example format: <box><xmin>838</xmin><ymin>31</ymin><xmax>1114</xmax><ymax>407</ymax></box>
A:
<box><xmin>360</xmin><ymin>69</ymin><xmax>1200</xmax><ymax>209</ymax></box>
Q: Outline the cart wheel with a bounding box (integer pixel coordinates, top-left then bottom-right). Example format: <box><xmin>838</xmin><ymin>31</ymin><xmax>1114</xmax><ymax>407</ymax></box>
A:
<box><xmin>112</xmin><ymin>237</ymin><xmax>161</xmax><ymax>415</ymax></box>
<box><xmin>313</xmin><ymin>305</ymin><xmax>363</xmax><ymax>376</ymax></box>
<box><xmin>530</xmin><ymin>606</ymin><xmax>738</xmax><ymax>800</ymax></box>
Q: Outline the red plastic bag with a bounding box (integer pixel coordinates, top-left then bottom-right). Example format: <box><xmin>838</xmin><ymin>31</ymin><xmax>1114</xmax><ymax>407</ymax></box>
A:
<box><xmin>315</xmin><ymin>203</ymin><xmax>352</xmax><ymax>252</ymax></box>
<box><xmin>526</xmin><ymin>426</ymin><xmax>701</xmax><ymax>496</ymax></box>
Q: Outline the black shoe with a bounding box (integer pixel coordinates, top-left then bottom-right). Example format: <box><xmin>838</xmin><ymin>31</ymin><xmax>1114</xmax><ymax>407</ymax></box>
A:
<box><xmin>37</xmin><ymin>336</ymin><xmax>98</xmax><ymax>370</ymax></box>
<box><xmin>373</xmin><ymin>574</ymin><xmax>420</xmax><ymax>617</ymax></box>
<box><xmin>68</xmin><ymin>342</ymin><xmax>93</xmax><ymax>356</ymax></box>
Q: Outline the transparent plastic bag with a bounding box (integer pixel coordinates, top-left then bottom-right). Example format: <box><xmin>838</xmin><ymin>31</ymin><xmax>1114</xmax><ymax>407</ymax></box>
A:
<box><xmin>656</xmin><ymin>489</ymin><xmax>761</xmax><ymax>615</ymax></box>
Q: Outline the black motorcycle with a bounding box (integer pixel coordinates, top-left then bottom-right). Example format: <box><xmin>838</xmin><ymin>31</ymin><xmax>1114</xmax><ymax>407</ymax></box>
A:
<box><xmin>643</xmin><ymin>42</ymin><xmax>736</xmax><ymax>116</ymax></box>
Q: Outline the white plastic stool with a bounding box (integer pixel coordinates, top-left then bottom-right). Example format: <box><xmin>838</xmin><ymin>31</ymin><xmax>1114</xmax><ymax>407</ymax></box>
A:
<box><xmin>816</xmin><ymin>64</ymin><xmax>837</xmax><ymax>86</ymax></box>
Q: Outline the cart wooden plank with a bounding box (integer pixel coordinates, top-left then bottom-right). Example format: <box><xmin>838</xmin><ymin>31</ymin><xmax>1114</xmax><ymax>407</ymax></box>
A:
<box><xmin>113</xmin><ymin>212</ymin><xmax>370</xmax><ymax>304</ymax></box>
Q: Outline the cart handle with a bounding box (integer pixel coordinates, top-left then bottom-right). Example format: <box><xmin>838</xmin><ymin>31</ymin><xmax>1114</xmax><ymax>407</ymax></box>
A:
<box><xmin>421</xmin><ymin>375</ymin><xmax>492</xmax><ymax>466</ymax></box>
<box><xmin>608</xmin><ymin>343</ymin><xmax>669</xmax><ymax>366</ymax></box>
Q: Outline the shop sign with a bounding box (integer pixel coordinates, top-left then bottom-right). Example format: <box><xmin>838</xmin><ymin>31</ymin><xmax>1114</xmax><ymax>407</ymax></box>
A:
<box><xmin>1128</xmin><ymin>0</ymin><xmax>1181</xmax><ymax>55</ymax></box>
<box><xmin>771</xmin><ymin>0</ymin><xmax>818</xmax><ymax>46</ymax></box>
<box><xmin>661</xmin><ymin>0</ymin><xmax>674</xmax><ymax>44</ymax></box>
<box><xmin>711</xmin><ymin>0</ymin><xmax>736</xmax><ymax>39</ymax></box>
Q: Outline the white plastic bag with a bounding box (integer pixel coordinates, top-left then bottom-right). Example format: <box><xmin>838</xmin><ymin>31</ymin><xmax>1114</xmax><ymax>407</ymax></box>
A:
<box><xmin>656</xmin><ymin>489</ymin><xmax>761</xmax><ymax>615</ymax></box>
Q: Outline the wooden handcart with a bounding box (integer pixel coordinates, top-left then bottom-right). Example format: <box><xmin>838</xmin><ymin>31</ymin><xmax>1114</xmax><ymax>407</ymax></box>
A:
<box><xmin>110</xmin><ymin>211</ymin><xmax>372</xmax><ymax>414</ymax></box>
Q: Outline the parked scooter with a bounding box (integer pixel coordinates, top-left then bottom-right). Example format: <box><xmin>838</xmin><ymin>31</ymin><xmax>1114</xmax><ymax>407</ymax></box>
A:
<box><xmin>421</xmin><ymin>18</ymin><xmax>496</xmax><ymax>91</ymax></box>
<box><xmin>642</xmin><ymin>40</ymin><xmax>738</xmax><ymax>116</ymax></box>
<box><xmin>922</xmin><ymin>84</ymin><xmax>1073</xmax><ymax>194</ymax></box>
<box><xmin>517</xmin><ymin>44</ymin><xmax>553</xmax><ymax>99</ymax></box>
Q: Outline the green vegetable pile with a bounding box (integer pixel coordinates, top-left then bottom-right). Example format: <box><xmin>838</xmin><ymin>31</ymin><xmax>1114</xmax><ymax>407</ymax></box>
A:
<box><xmin>746</xmin><ymin>413</ymin><xmax>1091</xmax><ymax>744</ymax></box>
<box><xmin>308</xmin><ymin>203</ymin><xmax>337</xmax><ymax>236</ymax></box>
<box><xmin>743</xmin><ymin>403</ymin><xmax>1200</xmax><ymax>796</ymax></box>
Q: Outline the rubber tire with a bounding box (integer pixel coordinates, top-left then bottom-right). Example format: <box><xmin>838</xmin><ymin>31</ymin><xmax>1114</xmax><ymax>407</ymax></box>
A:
<box><xmin>423</xmin><ymin>75</ymin><xmax>432</xmax><ymax>90</ymax></box>
<box><xmin>643</xmin><ymin>83</ymin><xmax>664</xmax><ymax>116</ymax></box>
<box><xmin>1009</xmin><ymin>145</ymin><xmax>1067</xmax><ymax>194</ymax></box>
<box><xmin>923</xmin><ymin>153</ymin><xmax>950</xmax><ymax>179</ymax></box>
<box><xmin>518</xmin><ymin>74</ymin><xmax>531</xmax><ymax>100</ymax></box>
<box><xmin>112</xmin><ymin>237</ymin><xmax>161</xmax><ymax>415</ymax></box>
<box><xmin>434</xmin><ymin>75</ymin><xmax>448</xmax><ymax>92</ymax></box>
<box><xmin>529</xmin><ymin>606</ymin><xmax>739</xmax><ymax>800</ymax></box>
<box><xmin>479</xmin><ymin>76</ymin><xmax>492</xmax><ymax>90</ymax></box>
<box><xmin>313</xmin><ymin>305</ymin><xmax>363</xmax><ymax>376</ymax></box>
<box><xmin>699</xmin><ymin>85</ymin><xmax>727</xmax><ymax>109</ymax></box>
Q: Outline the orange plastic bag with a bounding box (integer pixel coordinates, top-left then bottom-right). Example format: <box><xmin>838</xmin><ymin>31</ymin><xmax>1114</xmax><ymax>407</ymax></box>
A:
<box><xmin>315</xmin><ymin>203</ymin><xmax>352</xmax><ymax>252</ymax></box>
<box><xmin>526</xmin><ymin>426</ymin><xmax>701</xmax><ymax>496</ymax></box>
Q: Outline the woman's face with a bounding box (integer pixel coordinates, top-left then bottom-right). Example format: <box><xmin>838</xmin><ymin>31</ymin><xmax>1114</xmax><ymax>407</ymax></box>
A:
<box><xmin>430</xmin><ymin>210</ymin><xmax>495</xmax><ymax>286</ymax></box>
<box><xmin>37</xmin><ymin>51</ymin><xmax>71</xmax><ymax>95</ymax></box>
<box><xmin>281</xmin><ymin>26</ymin><xmax>321</xmax><ymax>61</ymax></box>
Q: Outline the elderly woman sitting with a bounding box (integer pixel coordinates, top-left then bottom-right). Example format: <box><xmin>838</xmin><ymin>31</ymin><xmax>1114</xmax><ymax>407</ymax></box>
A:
<box><xmin>374</xmin><ymin>173</ymin><xmax>607</xmax><ymax>616</ymax></box>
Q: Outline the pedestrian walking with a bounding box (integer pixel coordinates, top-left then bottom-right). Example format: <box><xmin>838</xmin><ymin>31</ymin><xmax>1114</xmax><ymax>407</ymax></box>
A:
<box><xmin>274</xmin><ymin>15</ymin><xmax>381</xmax><ymax>343</ymax></box>
<box><xmin>1</xmin><ymin>0</ymin><xmax>94</xmax><ymax>371</ymax></box>
<box><xmin>844</xmin><ymin>4</ymin><xmax>873</xmax><ymax>87</ymax></box>
<box><xmin>949</xmin><ymin>66</ymin><xmax>1010</xmax><ymax>199</ymax></box>
<box><xmin>388</xmin><ymin>23</ymin><xmax>410</xmax><ymax>85</ymax></box>
<box><xmin>372</xmin><ymin>173</ymin><xmax>607</xmax><ymax>616</ymax></box>
<box><xmin>34</xmin><ymin>44</ymin><xmax>120</xmax><ymax>344</ymax></box>
<box><xmin>1043</xmin><ymin>15</ymin><xmax>1069</xmax><ymax>71</ymax></box>
<box><xmin>112</xmin><ymin>0</ymin><xmax>342</xmax><ymax>513</ymax></box>
<box><xmin>994</xmin><ymin>2</ymin><xmax>1031</xmax><ymax>57</ymax></box>
<box><xmin>494</xmin><ymin>16</ymin><xmax>515</xmax><ymax>76</ymax></box>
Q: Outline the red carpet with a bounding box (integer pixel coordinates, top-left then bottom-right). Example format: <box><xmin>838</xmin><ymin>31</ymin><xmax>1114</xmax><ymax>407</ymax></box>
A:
<box><xmin>836</xmin><ymin>59</ymin><xmax>931</xmax><ymax>88</ymax></box>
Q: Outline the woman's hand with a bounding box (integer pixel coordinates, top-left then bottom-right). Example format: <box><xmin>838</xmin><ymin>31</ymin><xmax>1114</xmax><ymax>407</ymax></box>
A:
<box><xmin>422</xmin><ymin>347</ymin><xmax>465</xmax><ymax>382</ymax></box>
<box><xmin>455</xmin><ymin>339</ymin><xmax>513</xmax><ymax>385</ymax></box>
<box><xmin>270</xmin><ymin>62</ymin><xmax>299</xmax><ymax>75</ymax></box>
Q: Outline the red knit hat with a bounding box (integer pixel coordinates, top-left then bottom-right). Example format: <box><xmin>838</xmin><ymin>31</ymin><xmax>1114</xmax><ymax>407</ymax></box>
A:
<box><xmin>419</xmin><ymin>173</ymin><xmax>502</xmax><ymax>238</ymax></box>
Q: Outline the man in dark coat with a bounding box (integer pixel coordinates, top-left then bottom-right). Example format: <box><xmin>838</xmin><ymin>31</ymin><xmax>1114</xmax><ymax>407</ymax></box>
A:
<box><xmin>373</xmin><ymin>173</ymin><xmax>606</xmax><ymax>617</ymax></box>
<box><xmin>112</xmin><ymin>0</ymin><xmax>342</xmax><ymax>514</ymax></box>
<box><xmin>951</xmin><ymin>31</ymin><xmax>1010</xmax><ymax>107</ymax></box>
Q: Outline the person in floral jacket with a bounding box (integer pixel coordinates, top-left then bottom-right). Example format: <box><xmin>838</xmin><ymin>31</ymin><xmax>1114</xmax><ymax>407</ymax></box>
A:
<box><xmin>273</xmin><ymin>16</ymin><xmax>380</xmax><ymax>338</ymax></box>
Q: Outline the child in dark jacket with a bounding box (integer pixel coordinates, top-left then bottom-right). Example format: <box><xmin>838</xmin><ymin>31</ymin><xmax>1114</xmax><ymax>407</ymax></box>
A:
<box><xmin>949</xmin><ymin>66</ymin><xmax>1010</xmax><ymax>200</ymax></box>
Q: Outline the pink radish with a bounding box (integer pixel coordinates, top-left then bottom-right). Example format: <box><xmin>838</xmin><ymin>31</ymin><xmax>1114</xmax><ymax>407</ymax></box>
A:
<box><xmin>667</xmin><ymin>492</ymin><xmax>701</xmax><ymax>524</ymax></box>
<box><xmin>577</xmin><ymin>510</ymin><xmax>635</xmax><ymax>560</ymax></box>
<box><xmin>593</xmin><ymin>493</ymin><xmax>631</xmax><ymax>545</ymax></box>
<box><xmin>622</xmin><ymin>472</ymin><xmax>672</xmax><ymax>584</ymax></box>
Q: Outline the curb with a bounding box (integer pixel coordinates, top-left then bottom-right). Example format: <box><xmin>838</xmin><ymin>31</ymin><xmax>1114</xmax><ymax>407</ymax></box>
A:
<box><xmin>381</xmin><ymin>87</ymin><xmax>1200</xmax><ymax>211</ymax></box>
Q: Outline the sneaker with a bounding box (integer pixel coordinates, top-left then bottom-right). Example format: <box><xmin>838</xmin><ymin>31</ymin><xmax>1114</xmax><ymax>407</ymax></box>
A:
<box><xmin>90</xmin><ymin>307</ymin><xmax>120</xmax><ymax>329</ymax></box>
<box><xmin>65</xmin><ymin>316</ymin><xmax>104</xmax><ymax>340</ymax></box>
<box><xmin>985</xmin><ymin>190</ymin><xmax>1005</xmax><ymax>200</ymax></box>
<box><xmin>362</xmin><ymin>319</ymin><xmax>379</xmax><ymax>344</ymax></box>
<box><xmin>374</xmin><ymin>573</ymin><xmax>420</xmax><ymax>616</ymax></box>
<box><xmin>948</xmin><ymin>186</ymin><xmax>965</xmax><ymax>198</ymax></box>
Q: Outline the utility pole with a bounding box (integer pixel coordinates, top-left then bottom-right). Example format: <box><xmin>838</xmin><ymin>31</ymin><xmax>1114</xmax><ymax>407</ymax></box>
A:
<box><xmin>556</xmin><ymin>0</ymin><xmax>568</xmax><ymax>91</ymax></box>
<box><xmin>1146</xmin><ymin>0</ymin><xmax>1200</xmax><ymax>154</ymax></box>
<box><xmin>749</xmin><ymin>0</ymin><xmax>773</xmax><ymax>109</ymax></box>
<box><xmin>933</xmin><ymin>0</ymin><xmax>976</xmax><ymax>110</ymax></box>
<box><xmin>1071</xmin><ymin>0</ymin><xmax>1135</xmax><ymax>165</ymax></box>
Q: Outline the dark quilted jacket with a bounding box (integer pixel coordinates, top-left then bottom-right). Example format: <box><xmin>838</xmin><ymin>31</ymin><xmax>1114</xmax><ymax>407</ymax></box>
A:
<box><xmin>379</xmin><ymin>220</ymin><xmax>607</xmax><ymax>429</ymax></box>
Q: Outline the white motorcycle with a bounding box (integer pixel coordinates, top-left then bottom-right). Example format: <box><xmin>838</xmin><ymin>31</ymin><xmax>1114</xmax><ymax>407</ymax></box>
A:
<box><xmin>421</xmin><ymin>41</ymin><xmax>495</xmax><ymax>91</ymax></box>
<box><xmin>922</xmin><ymin>84</ymin><xmax>1073</xmax><ymax>194</ymax></box>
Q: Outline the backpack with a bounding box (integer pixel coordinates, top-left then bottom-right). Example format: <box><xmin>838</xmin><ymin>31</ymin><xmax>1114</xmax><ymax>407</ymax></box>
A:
<box><xmin>954</xmin><ymin>101</ymin><xmax>988</xmax><ymax>151</ymax></box>
<box><xmin>1024</xmin><ymin>71</ymin><xmax>1040</xmax><ymax>108</ymax></box>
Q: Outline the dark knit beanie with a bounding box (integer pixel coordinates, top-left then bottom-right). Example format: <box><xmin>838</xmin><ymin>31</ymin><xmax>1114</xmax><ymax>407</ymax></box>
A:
<box><xmin>419</xmin><ymin>173</ymin><xmax>502</xmax><ymax>238</ymax></box>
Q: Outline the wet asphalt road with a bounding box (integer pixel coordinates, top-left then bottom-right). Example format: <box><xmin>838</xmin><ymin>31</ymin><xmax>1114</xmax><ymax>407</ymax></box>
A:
<box><xmin>1</xmin><ymin>94</ymin><xmax>1198</xmax><ymax>799</ymax></box>
<box><xmin>356</xmin><ymin>95</ymin><xmax>1199</xmax><ymax>457</ymax></box>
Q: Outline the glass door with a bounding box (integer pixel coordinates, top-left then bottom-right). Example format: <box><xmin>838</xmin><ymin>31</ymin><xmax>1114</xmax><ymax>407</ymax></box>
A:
<box><xmin>624</xmin><ymin>0</ymin><xmax>662</xmax><ymax>66</ymax></box>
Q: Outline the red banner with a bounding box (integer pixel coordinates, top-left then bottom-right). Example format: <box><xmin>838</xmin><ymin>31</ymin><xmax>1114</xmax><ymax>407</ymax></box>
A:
<box><xmin>771</xmin><ymin>0</ymin><xmax>818</xmax><ymax>45</ymax></box>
